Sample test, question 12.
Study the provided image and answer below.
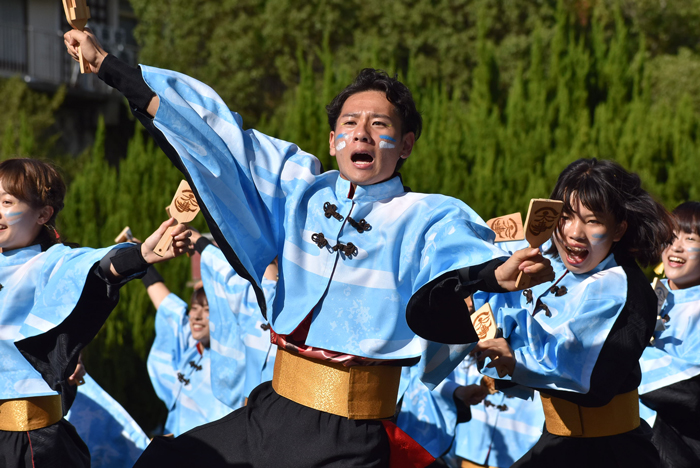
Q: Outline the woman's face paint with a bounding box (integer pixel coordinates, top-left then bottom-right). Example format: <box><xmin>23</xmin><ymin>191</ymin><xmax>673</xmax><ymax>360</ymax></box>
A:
<box><xmin>553</xmin><ymin>196</ymin><xmax>626</xmax><ymax>274</ymax></box>
<box><xmin>663</xmin><ymin>230</ymin><xmax>700</xmax><ymax>289</ymax></box>
<box><xmin>590</xmin><ymin>232</ymin><xmax>608</xmax><ymax>246</ymax></box>
<box><xmin>0</xmin><ymin>181</ymin><xmax>45</xmax><ymax>251</ymax></box>
<box><xmin>379</xmin><ymin>135</ymin><xmax>396</xmax><ymax>149</ymax></box>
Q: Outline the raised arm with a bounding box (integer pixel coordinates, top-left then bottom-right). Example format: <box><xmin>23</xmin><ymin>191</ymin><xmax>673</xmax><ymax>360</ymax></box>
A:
<box><xmin>64</xmin><ymin>29</ymin><xmax>320</xmax><ymax>318</ymax></box>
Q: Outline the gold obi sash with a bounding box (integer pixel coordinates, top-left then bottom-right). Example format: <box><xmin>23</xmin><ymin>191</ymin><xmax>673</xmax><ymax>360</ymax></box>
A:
<box><xmin>540</xmin><ymin>390</ymin><xmax>640</xmax><ymax>438</ymax></box>
<box><xmin>271</xmin><ymin>348</ymin><xmax>401</xmax><ymax>420</ymax></box>
<box><xmin>0</xmin><ymin>395</ymin><xmax>63</xmax><ymax>432</ymax></box>
<box><xmin>461</xmin><ymin>459</ymin><xmax>497</xmax><ymax>468</ymax></box>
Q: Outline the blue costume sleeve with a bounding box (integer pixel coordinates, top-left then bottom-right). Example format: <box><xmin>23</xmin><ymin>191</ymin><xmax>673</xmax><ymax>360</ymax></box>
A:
<box><xmin>146</xmin><ymin>293</ymin><xmax>191</xmax><ymax>409</ymax></box>
<box><xmin>65</xmin><ymin>373</ymin><xmax>149</xmax><ymax>467</ymax></box>
<box><xmin>396</xmin><ymin>366</ymin><xmax>459</xmax><ymax>459</ymax></box>
<box><xmin>140</xmin><ymin>66</ymin><xmax>321</xmax><ymax>310</ymax></box>
<box><xmin>483</xmin><ymin>262</ymin><xmax>630</xmax><ymax>395</ymax></box>
<box><xmin>200</xmin><ymin>244</ymin><xmax>276</xmax><ymax>408</ymax></box>
<box><xmin>3</xmin><ymin>243</ymin><xmax>138</xmax><ymax>405</ymax></box>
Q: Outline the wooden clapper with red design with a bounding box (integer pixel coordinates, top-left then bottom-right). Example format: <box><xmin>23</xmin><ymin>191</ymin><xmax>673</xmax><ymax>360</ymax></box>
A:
<box><xmin>154</xmin><ymin>180</ymin><xmax>200</xmax><ymax>257</ymax></box>
<box><xmin>515</xmin><ymin>199</ymin><xmax>564</xmax><ymax>289</ymax></box>
<box><xmin>62</xmin><ymin>0</ymin><xmax>91</xmax><ymax>73</ymax></box>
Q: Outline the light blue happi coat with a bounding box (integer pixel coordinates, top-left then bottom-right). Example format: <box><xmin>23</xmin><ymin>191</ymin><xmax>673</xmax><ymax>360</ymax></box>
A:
<box><xmin>139</xmin><ymin>65</ymin><xmax>506</xmax><ymax>387</ymax></box>
<box><xmin>146</xmin><ymin>293</ymin><xmax>233</xmax><ymax>436</ymax></box>
<box><xmin>450</xmin><ymin>360</ymin><xmax>544</xmax><ymax>468</ymax></box>
<box><xmin>639</xmin><ymin>280</ymin><xmax>700</xmax><ymax>396</ymax></box>
<box><xmin>66</xmin><ymin>373</ymin><xmax>149</xmax><ymax>467</ymax></box>
<box><xmin>199</xmin><ymin>243</ymin><xmax>277</xmax><ymax>408</ymax></box>
<box><xmin>0</xmin><ymin>244</ymin><xmax>125</xmax><ymax>400</ymax></box>
<box><xmin>480</xmin><ymin>253</ymin><xmax>627</xmax><ymax>396</ymax></box>
<box><xmin>396</xmin><ymin>365</ymin><xmax>460</xmax><ymax>459</ymax></box>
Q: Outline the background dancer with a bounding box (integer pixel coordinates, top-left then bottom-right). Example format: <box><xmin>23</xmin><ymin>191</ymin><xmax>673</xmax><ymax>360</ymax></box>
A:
<box><xmin>188</xmin><ymin>229</ymin><xmax>278</xmax><ymax>409</ymax></box>
<box><xmin>473</xmin><ymin>158</ymin><xmax>674</xmax><ymax>468</ymax></box>
<box><xmin>639</xmin><ymin>201</ymin><xmax>700</xmax><ymax>468</ymax></box>
<box><xmin>0</xmin><ymin>158</ymin><xmax>190</xmax><ymax>468</ymax></box>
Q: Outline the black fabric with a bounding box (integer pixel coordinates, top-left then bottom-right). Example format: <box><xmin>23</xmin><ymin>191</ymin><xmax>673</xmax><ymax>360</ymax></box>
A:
<box><xmin>406</xmin><ymin>259</ymin><xmax>505</xmax><ymax>344</ymax></box>
<box><xmin>141</xmin><ymin>265</ymin><xmax>165</xmax><ymax>288</ymax></box>
<box><xmin>15</xmin><ymin>263</ymin><xmax>125</xmax><ymax>415</ymax></box>
<box><xmin>641</xmin><ymin>374</ymin><xmax>700</xmax><ymax>467</ymax></box>
<box><xmin>650</xmin><ymin>414</ymin><xmax>700</xmax><ymax>468</ymax></box>
<box><xmin>511</xmin><ymin>423</ymin><xmax>661</xmax><ymax>468</ymax></box>
<box><xmin>132</xmin><ymin>107</ymin><xmax>269</xmax><ymax>319</ymax></box>
<box><xmin>134</xmin><ymin>381</ymin><xmax>390</xmax><ymax>468</ymax></box>
<box><xmin>195</xmin><ymin>236</ymin><xmax>213</xmax><ymax>254</ymax></box>
<box><xmin>0</xmin><ymin>418</ymin><xmax>90</xmax><ymax>468</ymax></box>
<box><xmin>531</xmin><ymin>253</ymin><xmax>656</xmax><ymax>407</ymax></box>
<box><xmin>453</xmin><ymin>395</ymin><xmax>472</xmax><ymax>424</ymax></box>
<box><xmin>106</xmin><ymin>244</ymin><xmax>149</xmax><ymax>279</ymax></box>
<box><xmin>98</xmin><ymin>54</ymin><xmax>155</xmax><ymax>111</ymax></box>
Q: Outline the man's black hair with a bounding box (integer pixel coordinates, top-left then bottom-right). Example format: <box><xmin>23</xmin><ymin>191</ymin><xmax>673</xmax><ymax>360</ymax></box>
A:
<box><xmin>326</xmin><ymin>68</ymin><xmax>422</xmax><ymax>171</ymax></box>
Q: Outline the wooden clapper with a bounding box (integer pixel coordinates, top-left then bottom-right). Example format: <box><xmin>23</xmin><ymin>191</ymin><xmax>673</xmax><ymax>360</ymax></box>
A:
<box><xmin>62</xmin><ymin>0</ymin><xmax>91</xmax><ymax>73</ymax></box>
<box><xmin>486</xmin><ymin>212</ymin><xmax>525</xmax><ymax>242</ymax></box>
<box><xmin>114</xmin><ymin>226</ymin><xmax>134</xmax><ymax>243</ymax></box>
<box><xmin>154</xmin><ymin>180</ymin><xmax>200</xmax><ymax>257</ymax></box>
<box><xmin>515</xmin><ymin>199</ymin><xmax>564</xmax><ymax>289</ymax></box>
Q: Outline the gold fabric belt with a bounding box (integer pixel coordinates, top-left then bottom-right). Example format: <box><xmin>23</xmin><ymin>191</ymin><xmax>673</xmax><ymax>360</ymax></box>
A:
<box><xmin>540</xmin><ymin>390</ymin><xmax>640</xmax><ymax>438</ymax></box>
<box><xmin>271</xmin><ymin>348</ymin><xmax>401</xmax><ymax>420</ymax></box>
<box><xmin>461</xmin><ymin>459</ymin><xmax>497</xmax><ymax>468</ymax></box>
<box><xmin>0</xmin><ymin>395</ymin><xmax>63</xmax><ymax>432</ymax></box>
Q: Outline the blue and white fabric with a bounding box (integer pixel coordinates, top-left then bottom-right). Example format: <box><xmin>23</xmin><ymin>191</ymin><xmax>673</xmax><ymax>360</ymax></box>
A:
<box><xmin>139</xmin><ymin>66</ymin><xmax>506</xmax><ymax>387</ymax></box>
<box><xmin>66</xmin><ymin>373</ymin><xmax>149</xmax><ymax>467</ymax></box>
<box><xmin>396</xmin><ymin>366</ymin><xmax>459</xmax><ymax>459</ymax></box>
<box><xmin>480</xmin><ymin>253</ymin><xmax>626</xmax><ymax>396</ymax></box>
<box><xmin>449</xmin><ymin>360</ymin><xmax>544</xmax><ymax>468</ymax></box>
<box><xmin>639</xmin><ymin>280</ymin><xmax>700</xmax><ymax>395</ymax></box>
<box><xmin>0</xmin><ymin>243</ymin><xmax>127</xmax><ymax>400</ymax></box>
<box><xmin>146</xmin><ymin>293</ymin><xmax>233</xmax><ymax>436</ymax></box>
<box><xmin>199</xmin><ymin>243</ymin><xmax>277</xmax><ymax>408</ymax></box>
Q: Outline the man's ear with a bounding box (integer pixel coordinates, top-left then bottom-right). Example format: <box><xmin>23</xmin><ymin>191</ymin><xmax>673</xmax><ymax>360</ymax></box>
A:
<box><xmin>613</xmin><ymin>220</ymin><xmax>628</xmax><ymax>242</ymax></box>
<box><xmin>329</xmin><ymin>131</ymin><xmax>336</xmax><ymax>157</ymax></box>
<box><xmin>400</xmin><ymin>132</ymin><xmax>416</xmax><ymax>160</ymax></box>
<box><xmin>37</xmin><ymin>206</ymin><xmax>54</xmax><ymax>225</ymax></box>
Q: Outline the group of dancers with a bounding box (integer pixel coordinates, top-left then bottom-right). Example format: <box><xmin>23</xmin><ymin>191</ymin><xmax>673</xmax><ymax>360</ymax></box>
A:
<box><xmin>0</xmin><ymin>26</ymin><xmax>696</xmax><ymax>467</ymax></box>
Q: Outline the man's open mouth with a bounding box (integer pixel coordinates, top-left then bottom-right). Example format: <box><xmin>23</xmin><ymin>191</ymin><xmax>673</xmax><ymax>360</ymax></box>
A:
<box><xmin>351</xmin><ymin>152</ymin><xmax>374</xmax><ymax>165</ymax></box>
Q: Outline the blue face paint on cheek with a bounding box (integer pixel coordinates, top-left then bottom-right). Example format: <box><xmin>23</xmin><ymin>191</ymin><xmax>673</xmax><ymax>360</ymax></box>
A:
<box><xmin>4</xmin><ymin>210</ymin><xmax>25</xmax><ymax>226</ymax></box>
<box><xmin>590</xmin><ymin>232</ymin><xmax>607</xmax><ymax>245</ymax></box>
<box><xmin>379</xmin><ymin>135</ymin><xmax>396</xmax><ymax>149</ymax></box>
<box><xmin>336</xmin><ymin>133</ymin><xmax>347</xmax><ymax>139</ymax></box>
<box><xmin>687</xmin><ymin>247</ymin><xmax>700</xmax><ymax>252</ymax></box>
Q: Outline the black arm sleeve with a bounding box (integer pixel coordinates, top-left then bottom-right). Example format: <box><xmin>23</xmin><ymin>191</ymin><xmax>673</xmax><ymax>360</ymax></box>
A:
<box><xmin>641</xmin><ymin>374</ymin><xmax>700</xmax><ymax>437</ymax></box>
<box><xmin>99</xmin><ymin>244</ymin><xmax>149</xmax><ymax>282</ymax></box>
<box><xmin>406</xmin><ymin>258</ymin><xmax>506</xmax><ymax>344</ymax></box>
<box><xmin>533</xmin><ymin>253</ymin><xmax>657</xmax><ymax>407</ymax></box>
<box><xmin>141</xmin><ymin>265</ymin><xmax>165</xmax><ymax>288</ymax></box>
<box><xmin>97</xmin><ymin>54</ymin><xmax>155</xmax><ymax>112</ymax></box>
<box><xmin>194</xmin><ymin>236</ymin><xmax>213</xmax><ymax>255</ymax></box>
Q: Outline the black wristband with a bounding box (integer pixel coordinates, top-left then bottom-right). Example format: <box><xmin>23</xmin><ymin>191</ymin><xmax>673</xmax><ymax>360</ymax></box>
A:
<box><xmin>97</xmin><ymin>54</ymin><xmax>156</xmax><ymax>112</ymax></box>
<box><xmin>111</xmin><ymin>244</ymin><xmax>149</xmax><ymax>277</ymax></box>
<box><xmin>141</xmin><ymin>265</ymin><xmax>165</xmax><ymax>288</ymax></box>
<box><xmin>194</xmin><ymin>236</ymin><xmax>212</xmax><ymax>255</ymax></box>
